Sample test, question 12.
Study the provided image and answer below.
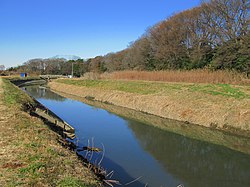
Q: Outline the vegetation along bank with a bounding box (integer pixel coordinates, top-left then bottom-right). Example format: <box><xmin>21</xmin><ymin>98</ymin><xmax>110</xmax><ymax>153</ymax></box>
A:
<box><xmin>0</xmin><ymin>78</ymin><xmax>99</xmax><ymax>186</ymax></box>
<box><xmin>49</xmin><ymin>78</ymin><xmax>250</xmax><ymax>135</ymax></box>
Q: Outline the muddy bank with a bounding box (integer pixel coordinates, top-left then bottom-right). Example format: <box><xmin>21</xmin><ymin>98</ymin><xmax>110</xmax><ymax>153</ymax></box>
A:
<box><xmin>48</xmin><ymin>81</ymin><xmax>250</xmax><ymax>134</ymax></box>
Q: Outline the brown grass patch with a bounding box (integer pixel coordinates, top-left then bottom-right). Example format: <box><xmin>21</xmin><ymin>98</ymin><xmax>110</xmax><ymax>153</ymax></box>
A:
<box><xmin>102</xmin><ymin>70</ymin><xmax>248</xmax><ymax>85</ymax></box>
<box><xmin>2</xmin><ymin>162</ymin><xmax>25</xmax><ymax>169</ymax></box>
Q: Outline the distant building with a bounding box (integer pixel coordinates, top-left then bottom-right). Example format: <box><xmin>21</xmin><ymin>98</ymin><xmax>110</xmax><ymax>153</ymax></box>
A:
<box><xmin>0</xmin><ymin>65</ymin><xmax>5</xmax><ymax>71</ymax></box>
<box><xmin>20</xmin><ymin>73</ymin><xmax>28</xmax><ymax>78</ymax></box>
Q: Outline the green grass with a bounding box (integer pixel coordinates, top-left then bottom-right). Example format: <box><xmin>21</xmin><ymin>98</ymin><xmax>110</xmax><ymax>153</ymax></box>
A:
<box><xmin>56</xmin><ymin>79</ymin><xmax>184</xmax><ymax>95</ymax></box>
<box><xmin>188</xmin><ymin>83</ymin><xmax>248</xmax><ymax>99</ymax></box>
<box><xmin>57</xmin><ymin>177</ymin><xmax>87</xmax><ymax>187</ymax></box>
<box><xmin>19</xmin><ymin>162</ymin><xmax>46</xmax><ymax>176</ymax></box>
<box><xmin>28</xmin><ymin>154</ymin><xmax>42</xmax><ymax>162</ymax></box>
<box><xmin>2</xmin><ymin>78</ymin><xmax>34</xmax><ymax>106</ymax></box>
<box><xmin>56</xmin><ymin>79</ymin><xmax>250</xmax><ymax>99</ymax></box>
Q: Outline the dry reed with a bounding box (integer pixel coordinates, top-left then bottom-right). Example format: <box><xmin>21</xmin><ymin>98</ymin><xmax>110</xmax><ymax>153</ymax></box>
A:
<box><xmin>102</xmin><ymin>70</ymin><xmax>248</xmax><ymax>85</ymax></box>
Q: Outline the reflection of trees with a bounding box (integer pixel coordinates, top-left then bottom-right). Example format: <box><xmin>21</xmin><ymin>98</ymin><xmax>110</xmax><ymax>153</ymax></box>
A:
<box><xmin>25</xmin><ymin>86</ymin><xmax>66</xmax><ymax>101</ymax></box>
<box><xmin>55</xmin><ymin>91</ymin><xmax>250</xmax><ymax>155</ymax></box>
<box><xmin>128</xmin><ymin>121</ymin><xmax>250</xmax><ymax>187</ymax></box>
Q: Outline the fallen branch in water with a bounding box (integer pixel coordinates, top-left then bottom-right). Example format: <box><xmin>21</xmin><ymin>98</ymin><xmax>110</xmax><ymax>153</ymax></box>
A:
<box><xmin>103</xmin><ymin>179</ymin><xmax>121</xmax><ymax>187</ymax></box>
<box><xmin>106</xmin><ymin>170</ymin><xmax>114</xmax><ymax>179</ymax></box>
<box><xmin>90</xmin><ymin>137</ymin><xmax>94</xmax><ymax>161</ymax></box>
<box><xmin>57</xmin><ymin>136</ymin><xmax>120</xmax><ymax>186</ymax></box>
<box><xmin>83</xmin><ymin>146</ymin><xmax>102</xmax><ymax>152</ymax></box>
<box><xmin>98</xmin><ymin>143</ymin><xmax>105</xmax><ymax>166</ymax></box>
<box><xmin>125</xmin><ymin>176</ymin><xmax>143</xmax><ymax>186</ymax></box>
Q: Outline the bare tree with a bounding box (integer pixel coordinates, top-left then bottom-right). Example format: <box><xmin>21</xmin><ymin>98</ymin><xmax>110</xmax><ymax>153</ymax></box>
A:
<box><xmin>0</xmin><ymin>65</ymin><xmax>5</xmax><ymax>71</ymax></box>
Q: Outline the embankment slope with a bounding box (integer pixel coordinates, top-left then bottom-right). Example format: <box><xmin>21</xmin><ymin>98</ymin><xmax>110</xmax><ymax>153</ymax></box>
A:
<box><xmin>0</xmin><ymin>78</ymin><xmax>98</xmax><ymax>186</ymax></box>
<box><xmin>49</xmin><ymin>79</ymin><xmax>250</xmax><ymax>134</ymax></box>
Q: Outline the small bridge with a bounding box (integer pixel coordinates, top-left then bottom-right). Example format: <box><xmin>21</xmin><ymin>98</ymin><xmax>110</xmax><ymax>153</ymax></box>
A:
<box><xmin>17</xmin><ymin>75</ymin><xmax>66</xmax><ymax>86</ymax></box>
<box><xmin>40</xmin><ymin>75</ymin><xmax>66</xmax><ymax>80</ymax></box>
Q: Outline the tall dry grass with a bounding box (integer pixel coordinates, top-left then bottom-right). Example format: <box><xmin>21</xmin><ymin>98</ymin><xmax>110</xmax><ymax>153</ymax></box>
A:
<box><xmin>102</xmin><ymin>70</ymin><xmax>248</xmax><ymax>85</ymax></box>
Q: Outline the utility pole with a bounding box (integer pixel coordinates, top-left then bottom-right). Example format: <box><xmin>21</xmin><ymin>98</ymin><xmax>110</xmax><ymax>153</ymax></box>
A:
<box><xmin>71</xmin><ymin>62</ymin><xmax>74</xmax><ymax>77</ymax></box>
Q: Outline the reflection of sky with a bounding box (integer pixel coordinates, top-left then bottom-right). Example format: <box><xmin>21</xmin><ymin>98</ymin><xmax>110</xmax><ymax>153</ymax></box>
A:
<box><xmin>38</xmin><ymin>98</ymin><xmax>181</xmax><ymax>186</ymax></box>
<box><xmin>27</xmin><ymin>87</ymin><xmax>250</xmax><ymax>187</ymax></box>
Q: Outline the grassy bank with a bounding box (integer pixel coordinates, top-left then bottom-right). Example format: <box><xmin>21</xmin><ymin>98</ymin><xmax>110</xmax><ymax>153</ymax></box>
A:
<box><xmin>0</xmin><ymin>78</ymin><xmax>98</xmax><ymax>186</ymax></box>
<box><xmin>50</xmin><ymin>79</ymin><xmax>250</xmax><ymax>134</ymax></box>
<box><xmin>56</xmin><ymin>79</ymin><xmax>250</xmax><ymax>99</ymax></box>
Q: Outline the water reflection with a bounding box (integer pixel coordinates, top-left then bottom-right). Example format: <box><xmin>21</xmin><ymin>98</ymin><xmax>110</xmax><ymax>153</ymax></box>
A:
<box><xmin>128</xmin><ymin>121</ymin><xmax>250</xmax><ymax>187</ymax></box>
<box><xmin>24</xmin><ymin>86</ymin><xmax>66</xmax><ymax>101</ymax></box>
<box><xmin>56</xmin><ymin>91</ymin><xmax>250</xmax><ymax>155</ymax></box>
<box><xmin>24</xmin><ymin>86</ymin><xmax>250</xmax><ymax>187</ymax></box>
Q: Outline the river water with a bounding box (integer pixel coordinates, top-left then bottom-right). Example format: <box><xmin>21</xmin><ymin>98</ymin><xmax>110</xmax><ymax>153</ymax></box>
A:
<box><xmin>23</xmin><ymin>86</ymin><xmax>250</xmax><ymax>187</ymax></box>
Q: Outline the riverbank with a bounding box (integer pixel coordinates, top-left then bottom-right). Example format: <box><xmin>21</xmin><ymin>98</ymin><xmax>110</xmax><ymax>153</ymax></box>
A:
<box><xmin>49</xmin><ymin>79</ymin><xmax>250</xmax><ymax>135</ymax></box>
<box><xmin>0</xmin><ymin>78</ymin><xmax>98</xmax><ymax>186</ymax></box>
<box><xmin>52</xmin><ymin>91</ymin><xmax>250</xmax><ymax>155</ymax></box>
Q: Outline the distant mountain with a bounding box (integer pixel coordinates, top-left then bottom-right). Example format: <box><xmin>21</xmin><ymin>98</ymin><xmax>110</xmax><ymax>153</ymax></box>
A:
<box><xmin>51</xmin><ymin>55</ymin><xmax>81</xmax><ymax>61</ymax></box>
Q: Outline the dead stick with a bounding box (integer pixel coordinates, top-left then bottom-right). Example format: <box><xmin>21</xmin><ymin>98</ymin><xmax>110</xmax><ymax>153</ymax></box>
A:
<box><xmin>125</xmin><ymin>176</ymin><xmax>142</xmax><ymax>186</ymax></box>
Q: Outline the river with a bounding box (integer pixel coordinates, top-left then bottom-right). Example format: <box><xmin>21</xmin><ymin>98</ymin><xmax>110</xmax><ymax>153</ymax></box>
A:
<box><xmin>23</xmin><ymin>86</ymin><xmax>250</xmax><ymax>187</ymax></box>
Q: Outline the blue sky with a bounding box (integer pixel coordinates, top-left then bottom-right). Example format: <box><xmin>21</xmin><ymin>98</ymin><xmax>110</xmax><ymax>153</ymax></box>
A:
<box><xmin>0</xmin><ymin>0</ymin><xmax>200</xmax><ymax>68</ymax></box>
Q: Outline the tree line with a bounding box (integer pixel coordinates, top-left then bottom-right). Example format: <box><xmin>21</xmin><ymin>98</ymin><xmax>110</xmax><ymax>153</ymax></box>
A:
<box><xmin>8</xmin><ymin>58</ymin><xmax>89</xmax><ymax>77</ymax></box>
<box><xmin>8</xmin><ymin>0</ymin><xmax>249</xmax><ymax>76</ymax></box>
<box><xmin>88</xmin><ymin>0</ymin><xmax>249</xmax><ymax>75</ymax></box>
